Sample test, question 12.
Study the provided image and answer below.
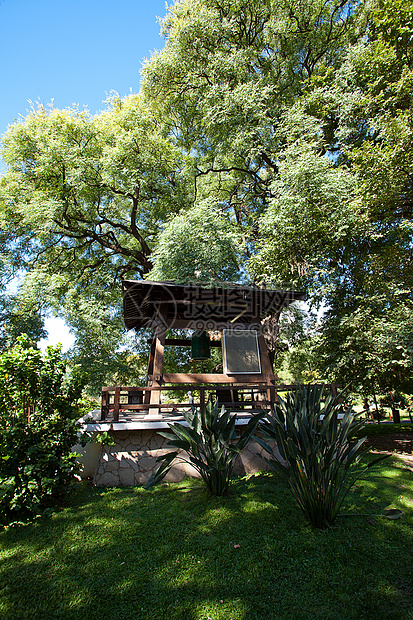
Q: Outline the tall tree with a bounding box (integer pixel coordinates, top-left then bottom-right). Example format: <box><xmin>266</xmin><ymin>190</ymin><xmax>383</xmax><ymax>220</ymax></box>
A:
<box><xmin>249</xmin><ymin>0</ymin><xmax>413</xmax><ymax>393</ymax></box>
<box><xmin>0</xmin><ymin>293</ymin><xmax>46</xmax><ymax>352</ymax></box>
<box><xmin>1</xmin><ymin>0</ymin><xmax>411</xmax><ymax>395</ymax></box>
<box><xmin>0</xmin><ymin>96</ymin><xmax>186</xmax><ymax>386</ymax></box>
<box><xmin>142</xmin><ymin>0</ymin><xmax>361</xmax><ymax>274</ymax></box>
<box><xmin>0</xmin><ymin>96</ymin><xmax>185</xmax><ymax>285</ymax></box>
<box><xmin>142</xmin><ymin>0</ymin><xmax>412</xmax><ymax>394</ymax></box>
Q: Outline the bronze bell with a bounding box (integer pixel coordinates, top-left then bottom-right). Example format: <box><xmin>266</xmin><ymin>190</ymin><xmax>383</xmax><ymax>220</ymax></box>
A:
<box><xmin>191</xmin><ymin>331</ymin><xmax>211</xmax><ymax>360</ymax></box>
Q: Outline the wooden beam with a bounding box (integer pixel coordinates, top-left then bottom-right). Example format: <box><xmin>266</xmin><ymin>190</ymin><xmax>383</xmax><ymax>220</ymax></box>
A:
<box><xmin>161</xmin><ymin>373</ymin><xmax>274</xmax><ymax>384</ymax></box>
<box><xmin>157</xmin><ymin>319</ymin><xmax>259</xmax><ymax>330</ymax></box>
<box><xmin>162</xmin><ymin>338</ymin><xmax>221</xmax><ymax>347</ymax></box>
<box><xmin>147</xmin><ymin>312</ymin><xmax>167</xmax><ymax>419</ymax></box>
<box><xmin>256</xmin><ymin>332</ymin><xmax>276</xmax><ymax>405</ymax></box>
<box><xmin>102</xmin><ymin>383</ymin><xmax>278</xmax><ymax>393</ymax></box>
<box><xmin>113</xmin><ymin>387</ymin><xmax>121</xmax><ymax>422</ymax></box>
<box><xmin>101</xmin><ymin>390</ymin><xmax>109</xmax><ymax>421</ymax></box>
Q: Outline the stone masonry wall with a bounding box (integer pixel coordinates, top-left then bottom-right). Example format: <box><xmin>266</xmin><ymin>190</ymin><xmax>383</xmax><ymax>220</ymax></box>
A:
<box><xmin>93</xmin><ymin>428</ymin><xmax>281</xmax><ymax>487</ymax></box>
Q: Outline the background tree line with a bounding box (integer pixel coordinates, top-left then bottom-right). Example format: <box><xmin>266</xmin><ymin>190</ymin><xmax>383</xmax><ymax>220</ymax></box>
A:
<box><xmin>0</xmin><ymin>0</ymin><xmax>412</xmax><ymax>400</ymax></box>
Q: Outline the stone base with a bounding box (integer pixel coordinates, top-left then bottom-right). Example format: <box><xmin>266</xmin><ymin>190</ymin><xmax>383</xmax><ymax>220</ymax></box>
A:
<box><xmin>93</xmin><ymin>428</ymin><xmax>282</xmax><ymax>487</ymax></box>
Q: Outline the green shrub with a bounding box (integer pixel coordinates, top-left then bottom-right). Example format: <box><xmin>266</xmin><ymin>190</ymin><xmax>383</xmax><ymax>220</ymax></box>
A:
<box><xmin>373</xmin><ymin>407</ymin><xmax>388</xmax><ymax>421</ymax></box>
<box><xmin>379</xmin><ymin>392</ymin><xmax>409</xmax><ymax>411</ymax></box>
<box><xmin>257</xmin><ymin>384</ymin><xmax>387</xmax><ymax>529</ymax></box>
<box><xmin>145</xmin><ymin>401</ymin><xmax>263</xmax><ymax>496</ymax></box>
<box><xmin>93</xmin><ymin>431</ymin><xmax>116</xmax><ymax>446</ymax></box>
<box><xmin>0</xmin><ymin>335</ymin><xmax>86</xmax><ymax>523</ymax></box>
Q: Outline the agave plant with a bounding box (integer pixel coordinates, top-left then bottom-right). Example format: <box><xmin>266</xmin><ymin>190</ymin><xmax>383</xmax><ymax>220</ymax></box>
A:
<box><xmin>145</xmin><ymin>401</ymin><xmax>264</xmax><ymax>496</ymax></box>
<box><xmin>257</xmin><ymin>384</ymin><xmax>387</xmax><ymax>529</ymax></box>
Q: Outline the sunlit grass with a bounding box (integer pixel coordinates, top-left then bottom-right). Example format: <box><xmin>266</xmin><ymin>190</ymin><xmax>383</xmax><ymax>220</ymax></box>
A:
<box><xmin>0</xmin><ymin>459</ymin><xmax>412</xmax><ymax>620</ymax></box>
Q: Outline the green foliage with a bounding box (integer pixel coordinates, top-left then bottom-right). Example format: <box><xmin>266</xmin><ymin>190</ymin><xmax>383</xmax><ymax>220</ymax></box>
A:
<box><xmin>0</xmin><ymin>95</ymin><xmax>186</xmax><ymax>373</ymax></box>
<box><xmin>145</xmin><ymin>0</ymin><xmax>411</xmax><ymax>395</ymax></box>
<box><xmin>0</xmin><ymin>293</ymin><xmax>46</xmax><ymax>352</ymax></box>
<box><xmin>271</xmin><ymin>304</ymin><xmax>323</xmax><ymax>384</ymax></box>
<box><xmin>148</xmin><ymin>199</ymin><xmax>242</xmax><ymax>285</ymax></box>
<box><xmin>1</xmin><ymin>0</ymin><xmax>412</xmax><ymax>397</ymax></box>
<box><xmin>407</xmin><ymin>394</ymin><xmax>413</xmax><ymax>422</ymax></box>
<box><xmin>145</xmin><ymin>401</ymin><xmax>263</xmax><ymax>496</ymax></box>
<box><xmin>379</xmin><ymin>391</ymin><xmax>409</xmax><ymax>410</ymax></box>
<box><xmin>92</xmin><ymin>431</ymin><xmax>116</xmax><ymax>446</ymax></box>
<box><xmin>0</xmin><ymin>96</ymin><xmax>183</xmax><ymax>283</ymax></box>
<box><xmin>64</xmin><ymin>294</ymin><xmax>147</xmax><ymax>395</ymax></box>
<box><xmin>257</xmin><ymin>384</ymin><xmax>387</xmax><ymax>529</ymax></box>
<box><xmin>0</xmin><ymin>336</ymin><xmax>86</xmax><ymax>523</ymax></box>
<box><xmin>314</xmin><ymin>298</ymin><xmax>413</xmax><ymax>397</ymax></box>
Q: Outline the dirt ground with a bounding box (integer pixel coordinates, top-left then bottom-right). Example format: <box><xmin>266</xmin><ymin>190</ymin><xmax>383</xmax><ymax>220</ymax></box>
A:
<box><xmin>365</xmin><ymin>431</ymin><xmax>413</xmax><ymax>470</ymax></box>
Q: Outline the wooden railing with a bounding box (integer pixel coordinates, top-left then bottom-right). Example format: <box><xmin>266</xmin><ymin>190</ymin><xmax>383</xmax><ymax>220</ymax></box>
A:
<box><xmin>101</xmin><ymin>383</ymin><xmax>340</xmax><ymax>422</ymax></box>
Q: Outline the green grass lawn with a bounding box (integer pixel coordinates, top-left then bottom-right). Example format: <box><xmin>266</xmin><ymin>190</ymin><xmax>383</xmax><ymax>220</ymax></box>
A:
<box><xmin>1</xmin><ymin>456</ymin><xmax>412</xmax><ymax>620</ymax></box>
<box><xmin>360</xmin><ymin>422</ymin><xmax>413</xmax><ymax>437</ymax></box>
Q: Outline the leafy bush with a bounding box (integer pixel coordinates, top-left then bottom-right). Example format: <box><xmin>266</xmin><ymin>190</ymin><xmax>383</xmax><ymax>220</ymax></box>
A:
<box><xmin>379</xmin><ymin>392</ymin><xmax>409</xmax><ymax>411</ymax></box>
<box><xmin>257</xmin><ymin>384</ymin><xmax>387</xmax><ymax>529</ymax></box>
<box><xmin>0</xmin><ymin>335</ymin><xmax>86</xmax><ymax>523</ymax></box>
<box><xmin>372</xmin><ymin>407</ymin><xmax>388</xmax><ymax>421</ymax></box>
<box><xmin>145</xmin><ymin>401</ymin><xmax>263</xmax><ymax>496</ymax></box>
<box><xmin>93</xmin><ymin>431</ymin><xmax>116</xmax><ymax>446</ymax></box>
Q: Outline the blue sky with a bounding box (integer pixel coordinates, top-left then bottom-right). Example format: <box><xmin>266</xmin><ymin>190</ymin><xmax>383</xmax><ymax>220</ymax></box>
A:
<box><xmin>0</xmin><ymin>0</ymin><xmax>168</xmax><ymax>171</ymax></box>
<box><xmin>0</xmin><ymin>0</ymin><xmax>169</xmax><ymax>349</ymax></box>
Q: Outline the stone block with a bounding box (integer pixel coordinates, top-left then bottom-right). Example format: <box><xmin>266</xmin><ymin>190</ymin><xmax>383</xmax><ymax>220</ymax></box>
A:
<box><xmin>104</xmin><ymin>459</ymin><xmax>120</xmax><ymax>472</ymax></box>
<box><xmin>179</xmin><ymin>462</ymin><xmax>200</xmax><ymax>478</ymax></box>
<box><xmin>91</xmin><ymin>428</ymin><xmax>283</xmax><ymax>487</ymax></box>
<box><xmin>128</xmin><ymin>458</ymin><xmax>139</xmax><ymax>472</ymax></box>
<box><xmin>137</xmin><ymin>456</ymin><xmax>157</xmax><ymax>472</ymax></box>
<box><xmin>135</xmin><ymin>471</ymin><xmax>151</xmax><ymax>485</ymax></box>
<box><xmin>150</xmin><ymin>433</ymin><xmax>167</xmax><ymax>450</ymax></box>
<box><xmin>164</xmin><ymin>468</ymin><xmax>186</xmax><ymax>482</ymax></box>
<box><xmin>119</xmin><ymin>456</ymin><xmax>133</xmax><ymax>468</ymax></box>
<box><xmin>119</xmin><ymin>467</ymin><xmax>136</xmax><ymax>486</ymax></box>
<box><xmin>95</xmin><ymin>471</ymin><xmax>120</xmax><ymax>487</ymax></box>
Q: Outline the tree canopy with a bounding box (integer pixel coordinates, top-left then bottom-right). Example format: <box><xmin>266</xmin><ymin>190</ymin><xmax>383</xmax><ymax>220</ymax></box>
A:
<box><xmin>1</xmin><ymin>0</ymin><xmax>412</xmax><ymax>396</ymax></box>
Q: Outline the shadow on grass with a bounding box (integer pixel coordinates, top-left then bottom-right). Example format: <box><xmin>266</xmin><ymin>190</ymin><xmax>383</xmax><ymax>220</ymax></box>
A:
<box><xmin>0</xmin><ymin>459</ymin><xmax>412</xmax><ymax>620</ymax></box>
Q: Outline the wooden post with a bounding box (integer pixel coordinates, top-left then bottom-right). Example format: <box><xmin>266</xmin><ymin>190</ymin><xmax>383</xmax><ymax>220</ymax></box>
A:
<box><xmin>101</xmin><ymin>390</ymin><xmax>109</xmax><ymax>421</ymax></box>
<box><xmin>144</xmin><ymin>337</ymin><xmax>157</xmax><ymax>405</ymax></box>
<box><xmin>146</xmin><ymin>320</ymin><xmax>166</xmax><ymax>419</ymax></box>
<box><xmin>257</xmin><ymin>332</ymin><xmax>275</xmax><ymax>408</ymax></box>
<box><xmin>200</xmin><ymin>387</ymin><xmax>205</xmax><ymax>410</ymax></box>
<box><xmin>113</xmin><ymin>387</ymin><xmax>121</xmax><ymax>422</ymax></box>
